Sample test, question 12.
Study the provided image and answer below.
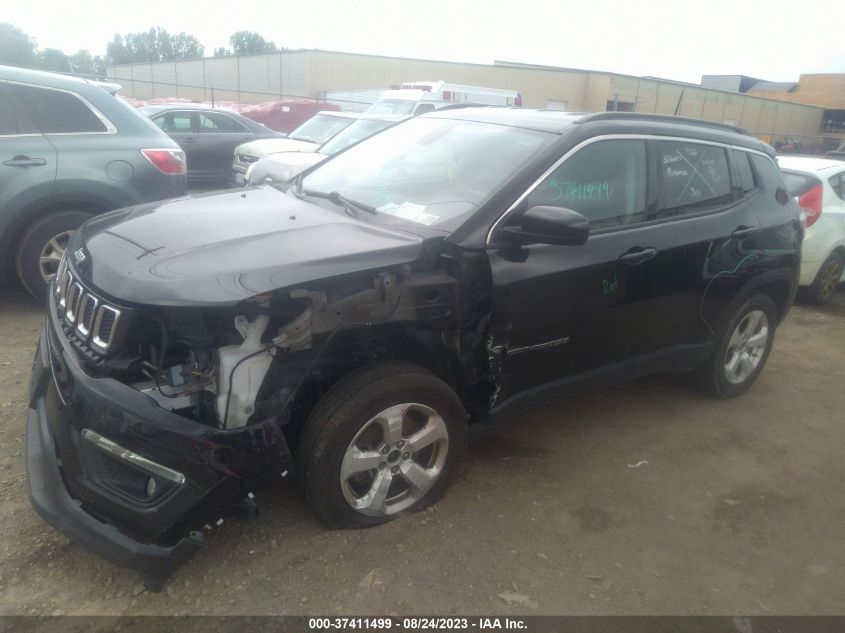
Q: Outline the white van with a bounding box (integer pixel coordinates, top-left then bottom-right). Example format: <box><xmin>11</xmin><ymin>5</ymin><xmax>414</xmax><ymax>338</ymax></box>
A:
<box><xmin>367</xmin><ymin>81</ymin><xmax>523</xmax><ymax>115</ymax></box>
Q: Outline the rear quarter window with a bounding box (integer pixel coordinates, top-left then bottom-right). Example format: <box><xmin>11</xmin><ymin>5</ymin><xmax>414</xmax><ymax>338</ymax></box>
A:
<box><xmin>10</xmin><ymin>84</ymin><xmax>109</xmax><ymax>134</ymax></box>
<box><xmin>749</xmin><ymin>154</ymin><xmax>788</xmax><ymax>192</ymax></box>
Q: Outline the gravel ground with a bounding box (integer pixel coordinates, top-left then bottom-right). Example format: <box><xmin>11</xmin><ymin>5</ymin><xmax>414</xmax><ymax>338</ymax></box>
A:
<box><xmin>1</xmin><ymin>283</ymin><xmax>844</xmax><ymax>616</ymax></box>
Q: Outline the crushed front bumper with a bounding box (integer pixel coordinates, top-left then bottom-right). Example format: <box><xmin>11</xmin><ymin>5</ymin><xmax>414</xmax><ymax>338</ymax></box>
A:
<box><xmin>25</xmin><ymin>302</ymin><xmax>292</xmax><ymax>589</ymax></box>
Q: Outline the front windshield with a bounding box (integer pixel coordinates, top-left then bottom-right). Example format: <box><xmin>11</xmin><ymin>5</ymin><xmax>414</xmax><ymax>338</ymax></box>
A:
<box><xmin>302</xmin><ymin>117</ymin><xmax>554</xmax><ymax>229</ymax></box>
<box><xmin>319</xmin><ymin>119</ymin><xmax>397</xmax><ymax>156</ymax></box>
<box><xmin>289</xmin><ymin>114</ymin><xmax>354</xmax><ymax>144</ymax></box>
<box><xmin>367</xmin><ymin>100</ymin><xmax>417</xmax><ymax>115</ymax></box>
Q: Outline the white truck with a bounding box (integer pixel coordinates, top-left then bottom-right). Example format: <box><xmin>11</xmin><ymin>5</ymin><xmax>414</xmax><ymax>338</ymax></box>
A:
<box><xmin>367</xmin><ymin>81</ymin><xmax>523</xmax><ymax>115</ymax></box>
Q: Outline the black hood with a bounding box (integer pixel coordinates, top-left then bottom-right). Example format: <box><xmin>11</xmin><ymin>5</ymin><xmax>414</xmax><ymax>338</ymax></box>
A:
<box><xmin>72</xmin><ymin>187</ymin><xmax>426</xmax><ymax>307</ymax></box>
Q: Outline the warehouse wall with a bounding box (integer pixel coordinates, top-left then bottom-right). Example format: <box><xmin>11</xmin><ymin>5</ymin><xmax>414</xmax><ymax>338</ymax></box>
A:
<box><xmin>107</xmin><ymin>50</ymin><xmax>824</xmax><ymax>138</ymax></box>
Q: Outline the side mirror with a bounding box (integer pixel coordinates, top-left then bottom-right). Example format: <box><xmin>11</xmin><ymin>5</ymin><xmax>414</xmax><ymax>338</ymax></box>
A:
<box><xmin>499</xmin><ymin>206</ymin><xmax>589</xmax><ymax>246</ymax></box>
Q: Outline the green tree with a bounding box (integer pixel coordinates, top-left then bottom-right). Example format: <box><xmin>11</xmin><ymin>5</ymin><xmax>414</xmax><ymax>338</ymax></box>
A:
<box><xmin>69</xmin><ymin>50</ymin><xmax>107</xmax><ymax>76</ymax></box>
<box><xmin>106</xmin><ymin>27</ymin><xmax>204</xmax><ymax>64</ymax></box>
<box><xmin>38</xmin><ymin>48</ymin><xmax>72</xmax><ymax>72</ymax></box>
<box><xmin>0</xmin><ymin>22</ymin><xmax>37</xmax><ymax>68</ymax></box>
<box><xmin>214</xmin><ymin>47</ymin><xmax>232</xmax><ymax>57</ymax></box>
<box><xmin>229</xmin><ymin>31</ymin><xmax>277</xmax><ymax>55</ymax></box>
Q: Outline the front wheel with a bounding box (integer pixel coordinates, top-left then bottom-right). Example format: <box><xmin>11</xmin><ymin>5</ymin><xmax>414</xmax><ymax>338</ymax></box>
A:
<box><xmin>297</xmin><ymin>362</ymin><xmax>468</xmax><ymax>528</ymax></box>
<box><xmin>695</xmin><ymin>293</ymin><xmax>777</xmax><ymax>398</ymax></box>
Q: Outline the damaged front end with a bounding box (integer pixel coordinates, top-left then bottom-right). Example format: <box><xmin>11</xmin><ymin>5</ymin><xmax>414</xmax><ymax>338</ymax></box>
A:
<box><xmin>27</xmin><ymin>239</ymin><xmax>496</xmax><ymax>589</ymax></box>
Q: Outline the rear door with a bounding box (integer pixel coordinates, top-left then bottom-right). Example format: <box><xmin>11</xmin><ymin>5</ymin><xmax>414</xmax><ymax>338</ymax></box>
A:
<box><xmin>633</xmin><ymin>139</ymin><xmax>762</xmax><ymax>373</ymax></box>
<box><xmin>0</xmin><ymin>81</ymin><xmax>58</xmax><ymax>232</ymax></box>
<box><xmin>196</xmin><ymin>111</ymin><xmax>255</xmax><ymax>178</ymax></box>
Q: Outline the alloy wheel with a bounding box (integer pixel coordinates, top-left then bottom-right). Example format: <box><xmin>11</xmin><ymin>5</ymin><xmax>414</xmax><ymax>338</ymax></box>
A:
<box><xmin>724</xmin><ymin>309</ymin><xmax>769</xmax><ymax>384</ymax></box>
<box><xmin>39</xmin><ymin>231</ymin><xmax>73</xmax><ymax>283</ymax></box>
<box><xmin>340</xmin><ymin>403</ymin><xmax>449</xmax><ymax>517</ymax></box>
<box><xmin>818</xmin><ymin>258</ymin><xmax>842</xmax><ymax>302</ymax></box>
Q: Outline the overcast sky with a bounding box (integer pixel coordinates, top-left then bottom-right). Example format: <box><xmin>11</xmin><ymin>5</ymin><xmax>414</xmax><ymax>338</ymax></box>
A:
<box><xmin>6</xmin><ymin>0</ymin><xmax>843</xmax><ymax>83</ymax></box>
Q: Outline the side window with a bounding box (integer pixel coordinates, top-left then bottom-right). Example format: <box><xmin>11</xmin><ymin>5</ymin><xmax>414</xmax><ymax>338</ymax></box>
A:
<box><xmin>829</xmin><ymin>172</ymin><xmax>845</xmax><ymax>202</ymax></box>
<box><xmin>10</xmin><ymin>84</ymin><xmax>108</xmax><ymax>134</ymax></box>
<box><xmin>199</xmin><ymin>112</ymin><xmax>248</xmax><ymax>133</ymax></box>
<box><xmin>0</xmin><ymin>84</ymin><xmax>39</xmax><ymax>135</ymax></box>
<box><xmin>655</xmin><ymin>141</ymin><xmax>731</xmax><ymax>217</ymax></box>
<box><xmin>524</xmin><ymin>139</ymin><xmax>647</xmax><ymax>229</ymax></box>
<box><xmin>153</xmin><ymin>112</ymin><xmax>195</xmax><ymax>133</ymax></box>
<box><xmin>733</xmin><ymin>150</ymin><xmax>756</xmax><ymax>197</ymax></box>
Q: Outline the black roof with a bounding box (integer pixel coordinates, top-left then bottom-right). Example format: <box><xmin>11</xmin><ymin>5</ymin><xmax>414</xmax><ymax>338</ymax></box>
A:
<box><xmin>425</xmin><ymin>107</ymin><xmax>771</xmax><ymax>154</ymax></box>
<box><xmin>426</xmin><ymin>107</ymin><xmax>585</xmax><ymax>133</ymax></box>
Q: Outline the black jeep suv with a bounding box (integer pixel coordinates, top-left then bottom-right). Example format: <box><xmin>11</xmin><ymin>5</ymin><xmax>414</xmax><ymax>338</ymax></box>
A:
<box><xmin>26</xmin><ymin>109</ymin><xmax>801</xmax><ymax>589</ymax></box>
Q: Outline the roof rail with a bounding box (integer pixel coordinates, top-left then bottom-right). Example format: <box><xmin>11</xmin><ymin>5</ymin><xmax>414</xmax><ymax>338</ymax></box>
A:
<box><xmin>576</xmin><ymin>112</ymin><xmax>750</xmax><ymax>136</ymax></box>
<box><xmin>434</xmin><ymin>102</ymin><xmax>505</xmax><ymax>111</ymax></box>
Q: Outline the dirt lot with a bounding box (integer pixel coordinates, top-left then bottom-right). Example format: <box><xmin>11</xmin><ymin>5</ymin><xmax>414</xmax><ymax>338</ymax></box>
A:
<box><xmin>1</xmin><ymin>283</ymin><xmax>844</xmax><ymax>616</ymax></box>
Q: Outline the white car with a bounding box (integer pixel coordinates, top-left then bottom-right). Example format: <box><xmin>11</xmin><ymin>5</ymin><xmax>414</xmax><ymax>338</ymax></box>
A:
<box><xmin>246</xmin><ymin>114</ymin><xmax>407</xmax><ymax>186</ymax></box>
<box><xmin>779</xmin><ymin>156</ymin><xmax>845</xmax><ymax>304</ymax></box>
<box><xmin>230</xmin><ymin>111</ymin><xmax>358</xmax><ymax>185</ymax></box>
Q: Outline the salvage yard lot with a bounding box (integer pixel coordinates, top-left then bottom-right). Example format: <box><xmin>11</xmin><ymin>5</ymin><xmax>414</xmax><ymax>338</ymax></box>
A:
<box><xmin>1</xmin><ymin>284</ymin><xmax>844</xmax><ymax>615</ymax></box>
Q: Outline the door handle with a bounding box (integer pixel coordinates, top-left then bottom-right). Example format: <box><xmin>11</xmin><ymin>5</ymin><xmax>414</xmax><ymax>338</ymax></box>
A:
<box><xmin>182</xmin><ymin>138</ymin><xmax>197</xmax><ymax>144</ymax></box>
<box><xmin>731</xmin><ymin>226</ymin><xmax>758</xmax><ymax>239</ymax></box>
<box><xmin>3</xmin><ymin>156</ymin><xmax>47</xmax><ymax>167</ymax></box>
<box><xmin>618</xmin><ymin>247</ymin><xmax>657</xmax><ymax>265</ymax></box>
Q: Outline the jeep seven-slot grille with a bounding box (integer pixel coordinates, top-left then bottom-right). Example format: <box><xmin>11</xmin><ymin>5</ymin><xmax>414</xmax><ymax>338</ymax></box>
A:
<box><xmin>53</xmin><ymin>257</ymin><xmax>125</xmax><ymax>356</ymax></box>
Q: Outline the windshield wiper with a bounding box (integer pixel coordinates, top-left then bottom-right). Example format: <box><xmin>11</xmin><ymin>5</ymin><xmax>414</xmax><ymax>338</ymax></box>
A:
<box><xmin>303</xmin><ymin>189</ymin><xmax>378</xmax><ymax>217</ymax></box>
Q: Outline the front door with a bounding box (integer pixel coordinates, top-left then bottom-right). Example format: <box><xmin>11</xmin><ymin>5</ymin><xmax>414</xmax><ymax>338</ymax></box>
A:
<box><xmin>486</xmin><ymin>138</ymin><xmax>652</xmax><ymax>411</ymax></box>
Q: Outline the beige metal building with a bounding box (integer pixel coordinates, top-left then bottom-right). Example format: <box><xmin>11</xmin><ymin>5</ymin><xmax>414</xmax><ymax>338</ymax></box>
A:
<box><xmin>107</xmin><ymin>50</ymin><xmax>823</xmax><ymax>141</ymax></box>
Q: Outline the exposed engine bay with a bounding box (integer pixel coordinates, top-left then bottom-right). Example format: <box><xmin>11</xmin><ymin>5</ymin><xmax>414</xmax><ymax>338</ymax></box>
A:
<box><xmin>76</xmin><ymin>248</ymin><xmax>493</xmax><ymax>434</ymax></box>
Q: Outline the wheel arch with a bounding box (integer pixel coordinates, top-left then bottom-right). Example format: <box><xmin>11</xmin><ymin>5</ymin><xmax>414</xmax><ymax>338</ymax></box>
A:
<box><xmin>279</xmin><ymin>322</ymin><xmax>467</xmax><ymax>450</ymax></box>
<box><xmin>1</xmin><ymin>193</ymin><xmax>116</xmax><ymax>285</ymax></box>
<box><xmin>741</xmin><ymin>272</ymin><xmax>795</xmax><ymax>324</ymax></box>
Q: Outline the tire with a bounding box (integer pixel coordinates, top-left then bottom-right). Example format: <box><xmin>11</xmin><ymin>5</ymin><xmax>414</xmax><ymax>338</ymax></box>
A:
<box><xmin>15</xmin><ymin>210</ymin><xmax>93</xmax><ymax>302</ymax></box>
<box><xmin>798</xmin><ymin>251</ymin><xmax>844</xmax><ymax>305</ymax></box>
<box><xmin>694</xmin><ymin>292</ymin><xmax>778</xmax><ymax>399</ymax></box>
<box><xmin>297</xmin><ymin>362</ymin><xmax>468</xmax><ymax>529</ymax></box>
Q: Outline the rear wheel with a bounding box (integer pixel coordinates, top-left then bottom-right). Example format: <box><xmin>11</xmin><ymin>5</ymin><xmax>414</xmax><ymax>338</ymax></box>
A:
<box><xmin>15</xmin><ymin>210</ymin><xmax>93</xmax><ymax>301</ymax></box>
<box><xmin>297</xmin><ymin>362</ymin><xmax>467</xmax><ymax>528</ymax></box>
<box><xmin>695</xmin><ymin>293</ymin><xmax>777</xmax><ymax>398</ymax></box>
<box><xmin>799</xmin><ymin>251</ymin><xmax>844</xmax><ymax>305</ymax></box>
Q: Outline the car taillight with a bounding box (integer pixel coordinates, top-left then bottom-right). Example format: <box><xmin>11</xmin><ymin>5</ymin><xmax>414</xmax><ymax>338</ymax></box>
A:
<box><xmin>797</xmin><ymin>184</ymin><xmax>823</xmax><ymax>228</ymax></box>
<box><xmin>515</xmin><ymin>92</ymin><xmax>523</xmax><ymax>107</ymax></box>
<box><xmin>141</xmin><ymin>149</ymin><xmax>187</xmax><ymax>175</ymax></box>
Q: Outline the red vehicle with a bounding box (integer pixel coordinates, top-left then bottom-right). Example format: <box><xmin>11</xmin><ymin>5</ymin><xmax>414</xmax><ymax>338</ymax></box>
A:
<box><xmin>240</xmin><ymin>100</ymin><xmax>340</xmax><ymax>133</ymax></box>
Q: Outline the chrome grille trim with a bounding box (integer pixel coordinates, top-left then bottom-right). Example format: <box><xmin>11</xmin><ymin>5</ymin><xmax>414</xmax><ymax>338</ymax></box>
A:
<box><xmin>66</xmin><ymin>282</ymin><xmax>83</xmax><ymax>323</ymax></box>
<box><xmin>58</xmin><ymin>269</ymin><xmax>71</xmax><ymax>308</ymax></box>
<box><xmin>76</xmin><ymin>294</ymin><xmax>99</xmax><ymax>337</ymax></box>
<box><xmin>91</xmin><ymin>305</ymin><xmax>122</xmax><ymax>351</ymax></box>
<box><xmin>52</xmin><ymin>262</ymin><xmax>125</xmax><ymax>355</ymax></box>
